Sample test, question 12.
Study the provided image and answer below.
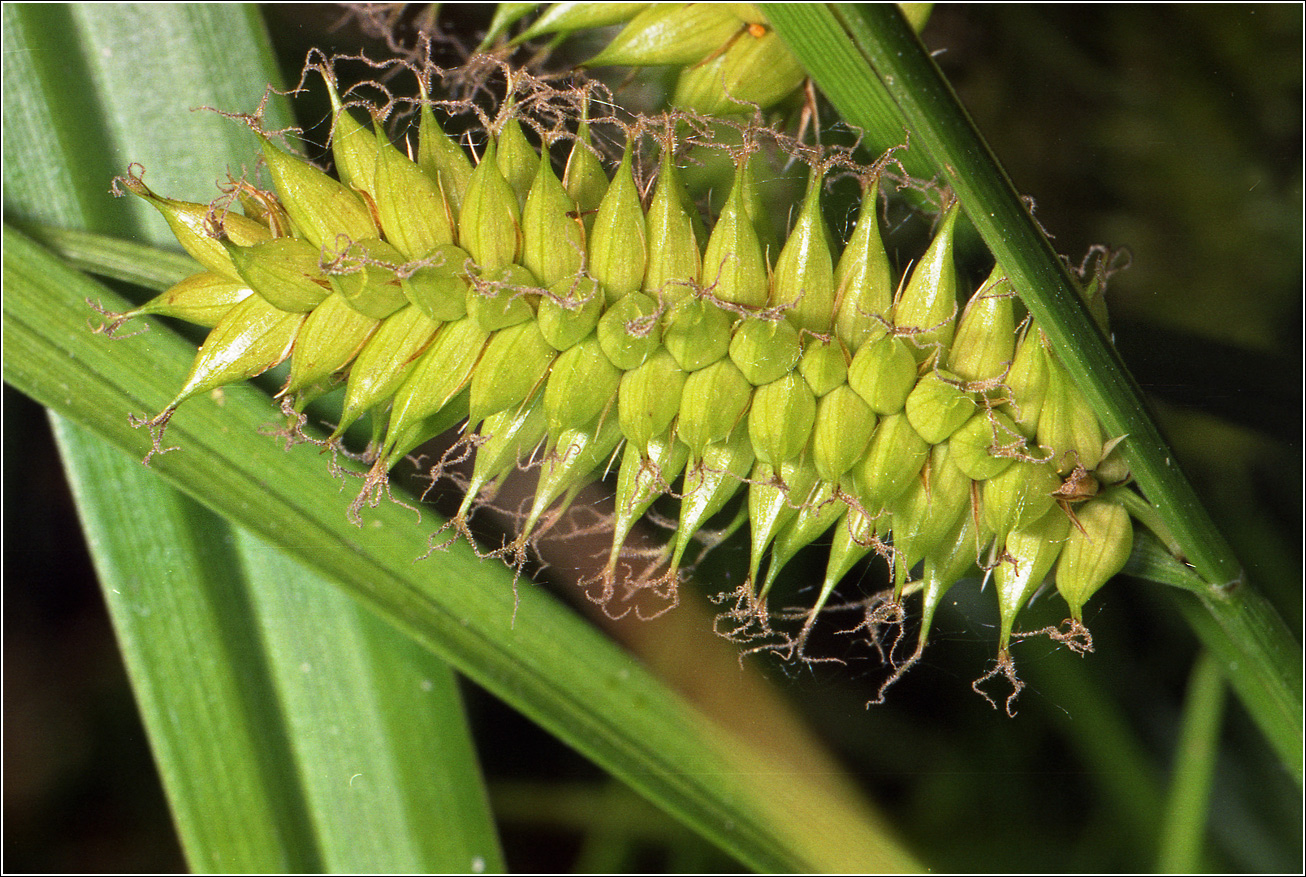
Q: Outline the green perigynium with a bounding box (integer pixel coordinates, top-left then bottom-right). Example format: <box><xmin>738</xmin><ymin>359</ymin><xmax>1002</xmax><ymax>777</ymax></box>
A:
<box><xmin>110</xmin><ymin>61</ymin><xmax>1146</xmax><ymax>706</ymax></box>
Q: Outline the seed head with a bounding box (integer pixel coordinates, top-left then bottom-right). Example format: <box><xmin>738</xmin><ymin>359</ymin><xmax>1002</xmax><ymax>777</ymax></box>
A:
<box><xmin>382</xmin><ymin>316</ymin><xmax>488</xmax><ymax>462</ymax></box>
<box><xmin>469</xmin><ymin>319</ymin><xmax>556</xmax><ymax>427</ymax></box>
<box><xmin>120</xmin><ymin>64</ymin><xmax>1151</xmax><ymax>683</ymax></box>
<box><xmin>597</xmin><ymin>292</ymin><xmax>662</xmax><ymax>370</ymax></box>
<box><xmin>904</xmin><ymin>369</ymin><xmax>977</xmax><ymax>444</ymax></box>
<box><xmin>467</xmin><ymin>263</ymin><xmax>539</xmax><ymax>332</ymax></box>
<box><xmin>327</xmin><ymin>238</ymin><xmax>409</xmax><ymax>319</ymax></box>
<box><xmin>165</xmin><ymin>294</ymin><xmax>305</xmax><ymax>412</ymax></box>
<box><xmin>417</xmin><ymin>79</ymin><xmax>472</xmax><ymax>215</ymax></box>
<box><xmin>810</xmin><ymin>384</ymin><xmax>876</xmax><ymax>483</ymax></box>
<box><xmin>586</xmin><ymin>4</ymin><xmax>747</xmax><ymax>67</ymax></box>
<box><xmin>333</xmin><ymin>304</ymin><xmax>441</xmax><ymax>438</ymax></box>
<box><xmin>401</xmin><ymin>244</ymin><xmax>472</xmax><ymax>321</ymax></box>
<box><xmin>644</xmin><ymin>148</ymin><xmax>701</xmax><ymax>306</ymax></box>
<box><xmin>521</xmin><ymin>148</ymin><xmax>586</xmax><ymax>286</ymax></box>
<box><xmin>617</xmin><ymin>348</ymin><xmax>687</xmax><ymax>455</ymax></box>
<box><xmin>949</xmin><ymin>409</ymin><xmax>1022</xmax><ymax>481</ymax></box>
<box><xmin>747</xmin><ymin>372</ymin><xmax>817</xmax><ymax>468</ymax></box>
<box><xmin>950</xmin><ymin>265</ymin><xmax>1015</xmax><ymax>386</ymax></box>
<box><xmin>562</xmin><ymin>119</ymin><xmax>609</xmax><ymax>234</ymax></box>
<box><xmin>729</xmin><ymin>317</ymin><xmax>801</xmax><ymax>386</ymax></box>
<box><xmin>677</xmin><ymin>357</ymin><xmax>752</xmax><ymax>456</ymax></box>
<box><xmin>854</xmin><ymin>411</ymin><xmax>930</xmax><ymax>510</ymax></box>
<box><xmin>771</xmin><ymin>170</ymin><xmax>834</xmax><ymax>335</ymax></box>
<box><xmin>847</xmin><ymin>334</ymin><xmax>918</xmax><ymax>415</ymax></box>
<box><xmin>496</xmin><ymin>115</ymin><xmax>538</xmax><ymax>206</ymax></box>
<box><xmin>538</xmin><ymin>276</ymin><xmax>603</xmax><ymax>351</ymax></box>
<box><xmin>982</xmin><ymin>457</ymin><xmax>1061</xmax><ymax>542</ymax></box>
<box><xmin>747</xmin><ymin>459</ymin><xmax>818</xmax><ymax>587</ymax></box>
<box><xmin>122</xmin><ymin>175</ymin><xmax>271</xmax><ymax>279</ymax></box>
<box><xmin>663</xmin><ymin>298</ymin><xmax>733</xmax><ymax>372</ymax></box>
<box><xmin>797</xmin><ymin>338</ymin><xmax>848</xmax><ymax>398</ymax></box>
<box><xmin>120</xmin><ymin>272</ymin><xmax>253</xmax><ymax>329</ymax></box>
<box><xmin>282</xmin><ymin>291</ymin><xmax>379</xmax><ymax>394</ymax></box>
<box><xmin>702</xmin><ymin>160</ymin><xmax>769</xmax><ymax>309</ymax></box>
<box><xmin>1038</xmin><ymin>355</ymin><xmax>1106</xmax><ymax>474</ymax></box>
<box><xmin>374</xmin><ymin>127</ymin><xmax>457</xmax><ymax>259</ymax></box>
<box><xmin>544</xmin><ymin>331</ymin><xmax>622</xmax><ymax>435</ymax></box>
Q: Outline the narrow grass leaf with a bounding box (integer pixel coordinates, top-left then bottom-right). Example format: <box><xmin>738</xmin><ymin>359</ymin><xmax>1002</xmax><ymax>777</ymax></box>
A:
<box><xmin>2</xmin><ymin>3</ymin><xmax>504</xmax><ymax>868</ymax></box>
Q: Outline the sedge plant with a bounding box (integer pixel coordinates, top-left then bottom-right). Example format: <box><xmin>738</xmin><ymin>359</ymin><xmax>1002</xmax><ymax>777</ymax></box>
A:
<box><xmin>3</xmin><ymin>4</ymin><xmax>1300</xmax><ymax>872</ymax></box>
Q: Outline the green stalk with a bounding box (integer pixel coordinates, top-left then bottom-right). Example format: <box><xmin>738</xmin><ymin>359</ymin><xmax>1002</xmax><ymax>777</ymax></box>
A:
<box><xmin>766</xmin><ymin>1</ymin><xmax>1301</xmax><ymax>785</ymax></box>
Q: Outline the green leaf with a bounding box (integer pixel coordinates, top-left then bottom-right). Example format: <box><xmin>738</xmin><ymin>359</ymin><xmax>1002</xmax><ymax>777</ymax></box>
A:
<box><xmin>1156</xmin><ymin>651</ymin><xmax>1226</xmax><ymax>872</ymax></box>
<box><xmin>52</xmin><ymin>422</ymin><xmax>319</xmax><ymax>871</ymax></box>
<box><xmin>20</xmin><ymin>225</ymin><xmax>197</xmax><ymax>290</ymax></box>
<box><xmin>3</xmin><ymin>3</ymin><xmax>502</xmax><ymax>871</ymax></box>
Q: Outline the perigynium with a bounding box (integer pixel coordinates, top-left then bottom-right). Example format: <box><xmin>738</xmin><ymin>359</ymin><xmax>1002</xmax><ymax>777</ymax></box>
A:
<box><xmin>101</xmin><ymin>51</ymin><xmax>1145</xmax><ymax>710</ymax></box>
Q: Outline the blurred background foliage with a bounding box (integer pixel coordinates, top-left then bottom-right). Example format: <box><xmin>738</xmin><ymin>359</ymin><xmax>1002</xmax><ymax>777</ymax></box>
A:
<box><xmin>5</xmin><ymin>4</ymin><xmax>1300</xmax><ymax>872</ymax></box>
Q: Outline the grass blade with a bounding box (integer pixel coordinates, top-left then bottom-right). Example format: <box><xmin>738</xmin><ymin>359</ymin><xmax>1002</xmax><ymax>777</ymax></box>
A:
<box><xmin>1156</xmin><ymin>651</ymin><xmax>1226</xmax><ymax>872</ymax></box>
<box><xmin>235</xmin><ymin>538</ymin><xmax>503</xmax><ymax>872</ymax></box>
<box><xmin>3</xmin><ymin>3</ymin><xmax>503</xmax><ymax>868</ymax></box>
<box><xmin>18</xmin><ymin>225</ymin><xmax>197</xmax><ymax>290</ymax></box>
<box><xmin>51</xmin><ymin>419</ymin><xmax>320</xmax><ymax>870</ymax></box>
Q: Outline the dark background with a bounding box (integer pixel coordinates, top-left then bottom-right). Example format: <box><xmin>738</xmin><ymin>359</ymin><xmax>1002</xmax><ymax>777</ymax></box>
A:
<box><xmin>5</xmin><ymin>4</ymin><xmax>1301</xmax><ymax>872</ymax></box>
